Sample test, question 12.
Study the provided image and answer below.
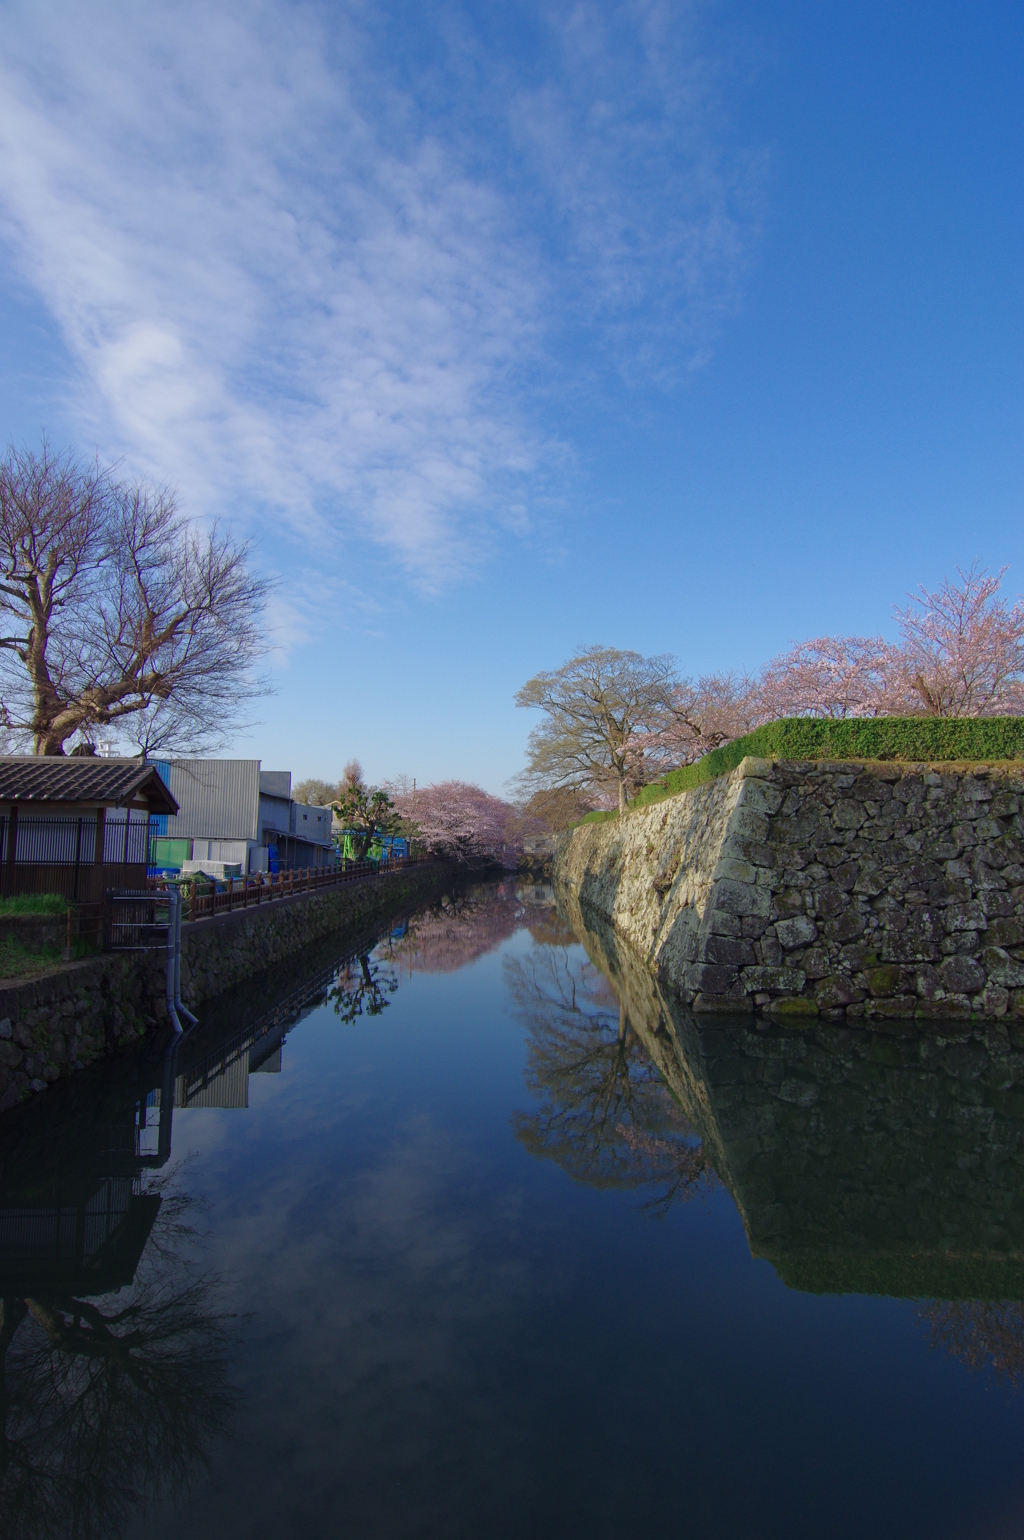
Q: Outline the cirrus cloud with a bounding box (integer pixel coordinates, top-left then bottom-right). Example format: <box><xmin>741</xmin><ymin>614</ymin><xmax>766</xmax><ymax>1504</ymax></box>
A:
<box><xmin>0</xmin><ymin>0</ymin><xmax>763</xmax><ymax>588</ymax></box>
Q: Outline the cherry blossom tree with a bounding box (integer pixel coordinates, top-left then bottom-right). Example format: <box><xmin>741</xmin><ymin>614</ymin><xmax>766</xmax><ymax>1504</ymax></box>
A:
<box><xmin>516</xmin><ymin>566</ymin><xmax>1024</xmax><ymax>804</ymax></box>
<box><xmin>920</xmin><ymin>1299</ymin><xmax>1024</xmax><ymax>1389</ymax></box>
<box><xmin>892</xmin><ymin>562</ymin><xmax>1024</xmax><ymax>716</ymax></box>
<box><xmin>390</xmin><ymin>883</ymin><xmax>526</xmax><ymax>973</ymax></box>
<box><xmin>392</xmin><ymin>780</ymin><xmax>520</xmax><ymax>867</ymax></box>
<box><xmin>651</xmin><ymin>670</ymin><xmax>763</xmax><ymax>767</ymax></box>
<box><xmin>754</xmin><ymin>635</ymin><xmax>898</xmax><ymax>720</ymax></box>
<box><xmin>755</xmin><ymin>566</ymin><xmax>1024</xmax><ymax>721</ymax></box>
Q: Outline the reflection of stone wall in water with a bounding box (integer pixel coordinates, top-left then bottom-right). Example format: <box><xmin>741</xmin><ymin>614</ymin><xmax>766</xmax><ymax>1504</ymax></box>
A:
<box><xmin>555</xmin><ymin>756</ymin><xmax>1024</xmax><ymax>1020</ymax></box>
<box><xmin>0</xmin><ymin>862</ymin><xmax>452</xmax><ymax>1113</ymax></box>
<box><xmin>560</xmin><ymin>886</ymin><xmax>1024</xmax><ymax>1301</ymax></box>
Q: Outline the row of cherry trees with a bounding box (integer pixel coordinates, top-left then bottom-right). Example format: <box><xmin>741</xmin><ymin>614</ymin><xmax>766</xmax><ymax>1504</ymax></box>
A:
<box><xmin>659</xmin><ymin>563</ymin><xmax>1024</xmax><ymax>766</ymax></box>
<box><xmin>511</xmin><ymin>563</ymin><xmax>1024</xmax><ymax>811</ymax></box>
<box><xmin>322</xmin><ymin>563</ymin><xmax>1024</xmax><ymax>851</ymax></box>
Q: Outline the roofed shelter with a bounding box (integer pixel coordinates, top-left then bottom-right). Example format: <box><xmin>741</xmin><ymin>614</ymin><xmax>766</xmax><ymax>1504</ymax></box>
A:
<box><xmin>0</xmin><ymin>758</ymin><xmax>179</xmax><ymax>904</ymax></box>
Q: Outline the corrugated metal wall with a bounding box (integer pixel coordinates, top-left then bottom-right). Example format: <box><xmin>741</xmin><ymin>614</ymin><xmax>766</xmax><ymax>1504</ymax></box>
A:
<box><xmin>163</xmin><ymin>760</ymin><xmax>261</xmax><ymax>842</ymax></box>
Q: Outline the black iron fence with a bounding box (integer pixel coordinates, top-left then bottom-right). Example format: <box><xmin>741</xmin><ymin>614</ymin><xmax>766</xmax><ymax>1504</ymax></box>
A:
<box><xmin>0</xmin><ymin>811</ymin><xmax>151</xmax><ymax>903</ymax></box>
<box><xmin>0</xmin><ymin>811</ymin><xmax>150</xmax><ymax>868</ymax></box>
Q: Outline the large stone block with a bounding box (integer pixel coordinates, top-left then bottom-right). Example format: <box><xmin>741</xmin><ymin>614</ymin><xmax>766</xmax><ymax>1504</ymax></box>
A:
<box><xmin>939</xmin><ymin>955</ymin><xmax>987</xmax><ymax>995</ymax></box>
<box><xmin>740</xmin><ymin>965</ymin><xmax>807</xmax><ymax>994</ymax></box>
<box><xmin>775</xmin><ymin>916</ymin><xmax>818</xmax><ymax>950</ymax></box>
<box><xmin>710</xmin><ymin>880</ymin><xmax>771</xmax><ymax>919</ymax></box>
<box><xmin>701</xmin><ymin>935</ymin><xmax>756</xmax><ymax>967</ymax></box>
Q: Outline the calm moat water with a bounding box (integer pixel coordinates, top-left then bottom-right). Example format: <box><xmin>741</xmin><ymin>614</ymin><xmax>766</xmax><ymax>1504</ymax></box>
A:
<box><xmin>3</xmin><ymin>879</ymin><xmax>1024</xmax><ymax>1539</ymax></box>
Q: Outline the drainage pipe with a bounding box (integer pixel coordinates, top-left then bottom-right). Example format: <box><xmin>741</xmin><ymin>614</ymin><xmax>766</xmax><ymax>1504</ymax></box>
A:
<box><xmin>166</xmin><ymin>892</ymin><xmax>183</xmax><ymax>1034</ymax></box>
<box><xmin>171</xmin><ymin>887</ymin><xmax>198</xmax><ymax>1027</ymax></box>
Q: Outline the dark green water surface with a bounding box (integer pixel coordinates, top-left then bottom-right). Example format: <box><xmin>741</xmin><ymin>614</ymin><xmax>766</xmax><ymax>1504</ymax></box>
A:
<box><xmin>3</xmin><ymin>878</ymin><xmax>1024</xmax><ymax>1539</ymax></box>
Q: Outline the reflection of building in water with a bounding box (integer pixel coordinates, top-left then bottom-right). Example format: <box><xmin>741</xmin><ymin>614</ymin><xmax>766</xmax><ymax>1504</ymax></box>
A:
<box><xmin>0</xmin><ymin>912</ymin><xmax>405</xmax><ymax>1297</ymax></box>
<box><xmin>0</xmin><ymin>1176</ymin><xmax>161</xmax><ymax>1298</ymax></box>
<box><xmin>156</xmin><ymin>1023</ymin><xmax>285</xmax><ymax>1110</ymax></box>
<box><xmin>0</xmin><ymin>1045</ymin><xmax>176</xmax><ymax>1297</ymax></box>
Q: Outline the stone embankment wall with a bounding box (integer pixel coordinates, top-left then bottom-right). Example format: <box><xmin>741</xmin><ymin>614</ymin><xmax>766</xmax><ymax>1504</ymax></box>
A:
<box><xmin>554</xmin><ymin>757</ymin><xmax>1024</xmax><ymax>1021</ymax></box>
<box><xmin>0</xmin><ymin>863</ymin><xmax>450</xmax><ymax>1113</ymax></box>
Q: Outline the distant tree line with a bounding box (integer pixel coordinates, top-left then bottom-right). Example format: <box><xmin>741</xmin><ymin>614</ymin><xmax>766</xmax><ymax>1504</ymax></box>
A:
<box><xmin>296</xmin><ymin>759</ymin><xmax>530</xmax><ymax>868</ymax></box>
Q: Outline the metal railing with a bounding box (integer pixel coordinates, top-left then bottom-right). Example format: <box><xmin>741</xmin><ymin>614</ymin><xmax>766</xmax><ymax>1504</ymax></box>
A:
<box><xmin>147</xmin><ymin>855</ymin><xmax>436</xmax><ymax>925</ymax></box>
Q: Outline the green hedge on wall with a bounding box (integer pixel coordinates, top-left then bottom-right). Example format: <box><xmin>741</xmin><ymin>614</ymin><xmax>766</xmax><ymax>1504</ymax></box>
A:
<box><xmin>573</xmin><ymin>718</ymin><xmax>1024</xmax><ymax>823</ymax></box>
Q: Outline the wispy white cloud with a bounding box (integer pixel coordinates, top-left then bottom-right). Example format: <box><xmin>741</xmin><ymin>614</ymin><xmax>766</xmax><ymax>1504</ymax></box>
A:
<box><xmin>0</xmin><ymin>0</ymin><xmax>763</xmax><ymax>588</ymax></box>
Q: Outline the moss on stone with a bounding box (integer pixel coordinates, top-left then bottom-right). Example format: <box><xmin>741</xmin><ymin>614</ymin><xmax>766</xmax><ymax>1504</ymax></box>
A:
<box><xmin>767</xmin><ymin>997</ymin><xmax>820</xmax><ymax>1019</ymax></box>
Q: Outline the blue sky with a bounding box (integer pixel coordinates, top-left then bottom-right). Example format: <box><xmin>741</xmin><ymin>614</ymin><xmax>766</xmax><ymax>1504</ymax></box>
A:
<box><xmin>0</xmin><ymin>1</ymin><xmax>1021</xmax><ymax>792</ymax></box>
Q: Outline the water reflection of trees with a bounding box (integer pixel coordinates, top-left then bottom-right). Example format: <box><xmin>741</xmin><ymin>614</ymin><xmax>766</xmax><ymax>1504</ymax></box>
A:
<box><xmin>920</xmin><ymin>1301</ymin><xmax>1024</xmax><ymax>1391</ymax></box>
<box><xmin>329</xmin><ymin>952</ymin><xmax>399</xmax><ymax>1021</ymax></box>
<box><xmin>507</xmin><ymin>945</ymin><xmax>713</xmax><ymax>1214</ymax></box>
<box><xmin>393</xmin><ymin>883</ymin><xmax>526</xmax><ymax>974</ymax></box>
<box><xmin>0</xmin><ymin>1179</ymin><xmax>234</xmax><ymax>1540</ymax></box>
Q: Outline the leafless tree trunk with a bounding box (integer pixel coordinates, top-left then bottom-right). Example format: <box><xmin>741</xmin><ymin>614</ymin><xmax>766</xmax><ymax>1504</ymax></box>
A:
<box><xmin>0</xmin><ymin>441</ymin><xmax>272</xmax><ymax>755</ymax></box>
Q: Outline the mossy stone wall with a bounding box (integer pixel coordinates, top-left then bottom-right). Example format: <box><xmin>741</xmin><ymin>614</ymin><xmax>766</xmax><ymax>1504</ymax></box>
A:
<box><xmin>0</xmin><ymin>863</ymin><xmax>451</xmax><ymax>1115</ymax></box>
<box><xmin>555</xmin><ymin>756</ymin><xmax>1024</xmax><ymax>1021</ymax></box>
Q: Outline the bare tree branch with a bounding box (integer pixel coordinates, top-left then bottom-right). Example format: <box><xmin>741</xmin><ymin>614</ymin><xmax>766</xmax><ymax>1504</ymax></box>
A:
<box><xmin>0</xmin><ymin>441</ymin><xmax>274</xmax><ymax>755</ymax></box>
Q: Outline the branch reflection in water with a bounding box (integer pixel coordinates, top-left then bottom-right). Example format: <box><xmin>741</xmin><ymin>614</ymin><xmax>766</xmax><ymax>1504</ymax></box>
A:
<box><xmin>506</xmin><ymin>943</ymin><xmax>714</xmax><ymax>1214</ymax></box>
<box><xmin>920</xmin><ymin>1301</ymin><xmax>1024</xmax><ymax>1392</ymax></box>
<box><xmin>329</xmin><ymin>880</ymin><xmax>550</xmax><ymax>1018</ymax></box>
<box><xmin>0</xmin><ymin>1048</ymin><xmax>236</xmax><ymax>1540</ymax></box>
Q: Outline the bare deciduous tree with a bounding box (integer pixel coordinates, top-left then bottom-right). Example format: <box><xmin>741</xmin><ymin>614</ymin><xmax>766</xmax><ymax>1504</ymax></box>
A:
<box><xmin>0</xmin><ymin>441</ymin><xmax>272</xmax><ymax>755</ymax></box>
<box><xmin>507</xmin><ymin>944</ymin><xmax>712</xmax><ymax>1210</ymax></box>
<box><xmin>515</xmin><ymin>646</ymin><xmax>676</xmax><ymax>814</ymax></box>
<box><xmin>0</xmin><ymin>1182</ymin><xmax>234</xmax><ymax>1540</ymax></box>
<box><xmin>293</xmin><ymin>778</ymin><xmax>339</xmax><ymax>807</ymax></box>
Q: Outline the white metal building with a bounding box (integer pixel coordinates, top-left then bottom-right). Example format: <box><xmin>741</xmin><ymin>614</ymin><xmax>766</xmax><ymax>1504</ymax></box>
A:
<box><xmin>152</xmin><ymin>760</ymin><xmax>336</xmax><ymax>874</ymax></box>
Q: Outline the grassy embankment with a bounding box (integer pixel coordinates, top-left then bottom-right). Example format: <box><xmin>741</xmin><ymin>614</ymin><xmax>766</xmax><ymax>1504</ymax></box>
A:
<box><xmin>0</xmin><ymin>893</ymin><xmax>89</xmax><ymax>979</ymax></box>
<box><xmin>577</xmin><ymin>717</ymin><xmax>1024</xmax><ymax>827</ymax></box>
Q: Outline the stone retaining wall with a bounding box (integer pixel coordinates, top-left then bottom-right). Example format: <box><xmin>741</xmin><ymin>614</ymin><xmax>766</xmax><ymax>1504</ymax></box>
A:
<box><xmin>554</xmin><ymin>757</ymin><xmax>1024</xmax><ymax>1021</ymax></box>
<box><xmin>0</xmin><ymin>862</ymin><xmax>451</xmax><ymax>1113</ymax></box>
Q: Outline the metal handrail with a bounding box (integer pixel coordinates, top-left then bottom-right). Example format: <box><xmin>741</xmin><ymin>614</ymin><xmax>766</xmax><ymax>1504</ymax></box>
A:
<box><xmin>147</xmin><ymin>855</ymin><xmax>437</xmax><ymax>925</ymax></box>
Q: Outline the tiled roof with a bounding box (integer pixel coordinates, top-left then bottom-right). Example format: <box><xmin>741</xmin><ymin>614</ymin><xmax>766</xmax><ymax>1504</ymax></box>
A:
<box><xmin>0</xmin><ymin>758</ymin><xmax>179</xmax><ymax>814</ymax></box>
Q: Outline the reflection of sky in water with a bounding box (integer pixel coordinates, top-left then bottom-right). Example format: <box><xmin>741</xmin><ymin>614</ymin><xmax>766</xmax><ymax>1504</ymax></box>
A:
<box><xmin>29</xmin><ymin>893</ymin><xmax>1021</xmax><ymax>1538</ymax></box>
